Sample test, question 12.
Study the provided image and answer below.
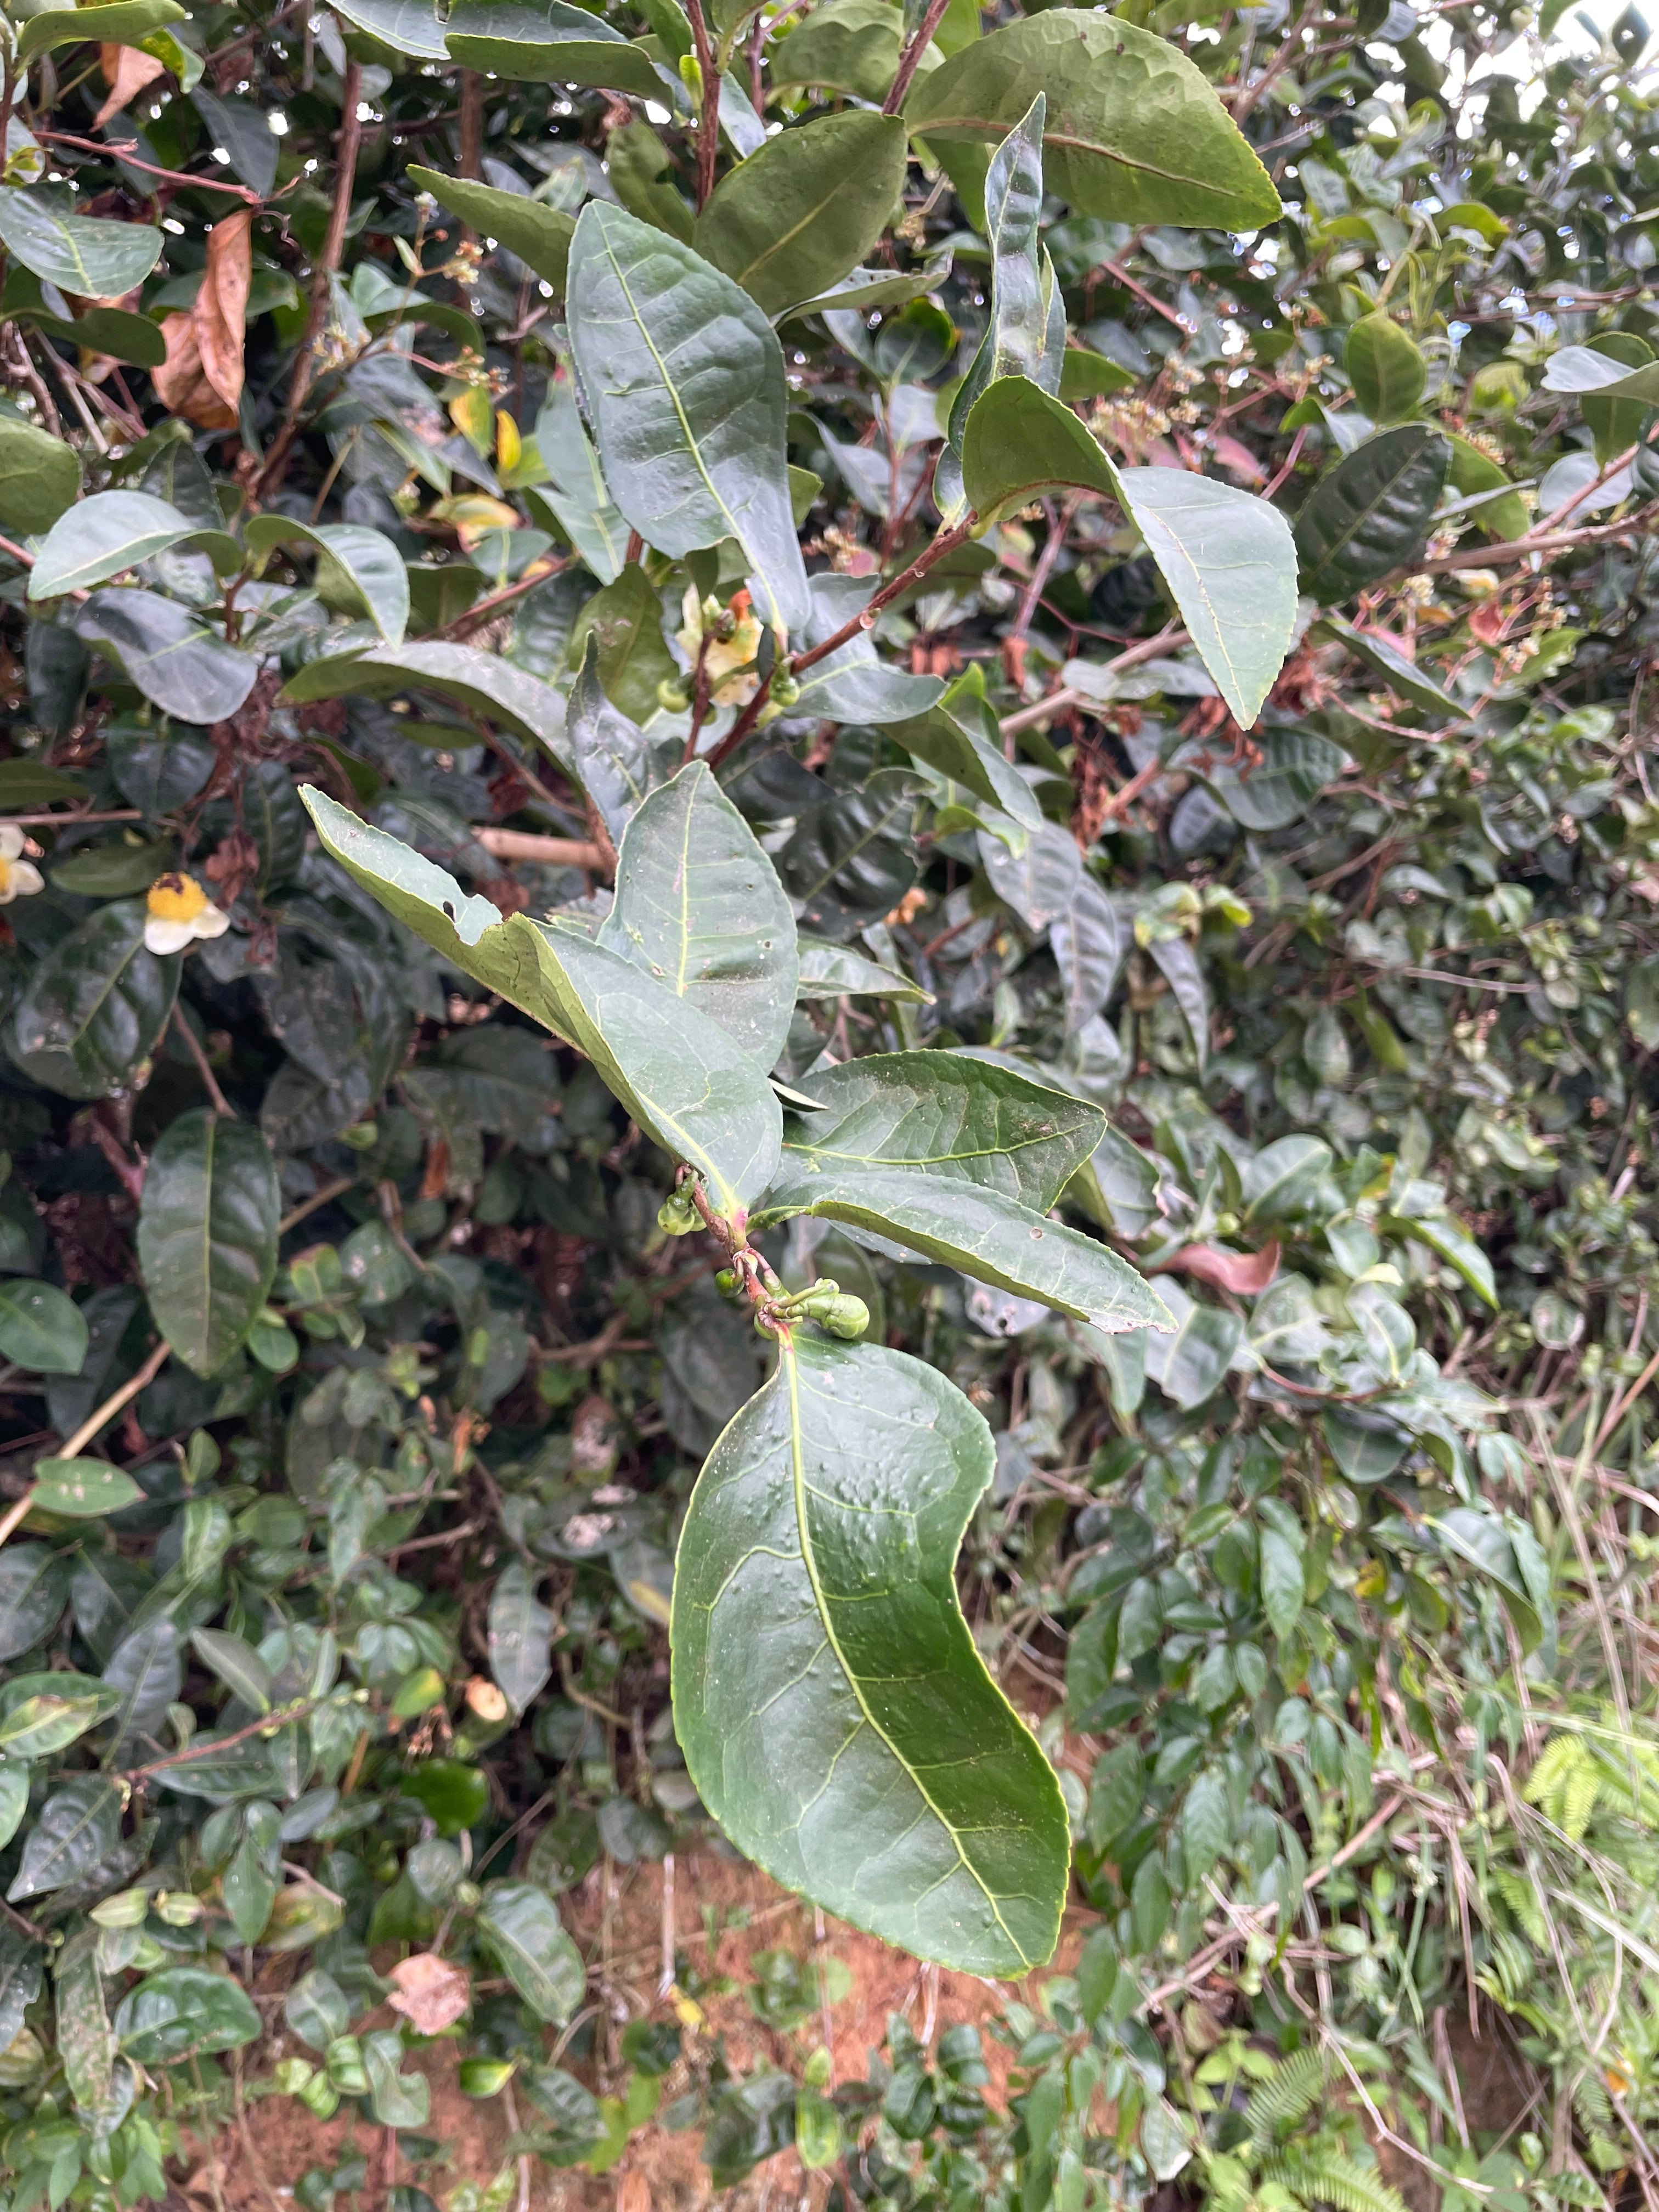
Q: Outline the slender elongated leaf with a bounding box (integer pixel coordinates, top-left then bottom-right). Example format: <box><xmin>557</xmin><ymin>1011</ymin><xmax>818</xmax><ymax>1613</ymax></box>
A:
<box><xmin>0</xmin><ymin>418</ymin><xmax>81</xmax><ymax>535</ymax></box>
<box><xmin>565</xmin><ymin>204</ymin><xmax>810</xmax><ymax>634</ymax></box>
<box><xmin>329</xmin><ymin>0</ymin><xmax>447</xmax><ymax>53</ymax></box>
<box><xmin>301</xmin><ymin>787</ymin><xmax>782</xmax><ymax>1213</ymax></box>
<box><xmin>939</xmin><ymin>95</ymin><xmax>1062</xmax><ymax>517</ymax></box>
<box><xmin>1314</xmin><ymin>612</ymin><xmax>1466</xmax><ymax>719</ymax></box>
<box><xmin>532</xmin><ymin>374</ymin><xmax>627</xmax><ymax>583</ymax></box>
<box><xmin>0</xmin><ymin>190</ymin><xmax>163</xmax><ymax>296</ymax></box>
<box><xmin>0</xmin><ymin>1549</ymin><xmax>70</xmax><ymax>1664</ymax></box>
<box><xmin>489</xmin><ymin>1559</ymin><xmax>552</xmax><ymax>1718</ymax></box>
<box><xmin>7</xmin><ymin>901</ymin><xmax>179</xmax><ymax>1102</ymax></box>
<box><xmin>795</xmin><ymin>936</ymin><xmax>932</xmax><ymax>1002</ymax></box>
<box><xmin>407</xmin><ymin>166</ymin><xmax>574</xmax><ymax>294</ymax></box>
<box><xmin>283</xmin><ymin>639</ymin><xmax>569</xmax><ymax>763</ymax></box>
<box><xmin>693</xmin><ymin>111</ymin><xmax>909</xmax><ymax>319</ymax></box>
<box><xmin>1295</xmin><ymin>426</ymin><xmax>1449</xmax><ymax>602</ymax></box>
<box><xmin>55</xmin><ymin>1933</ymin><xmax>118</xmax><ymax>2125</ymax></box>
<box><xmin>28</xmin><ymin>492</ymin><xmax>194</xmax><ymax>601</ymax></box>
<box><xmin>102</xmin><ymin>1618</ymin><xmax>182</xmax><ymax>1761</ymax></box>
<box><xmin>444</xmin><ymin>0</ymin><xmax>665</xmax><ymax>93</ymax></box>
<box><xmin>891</xmin><ymin>682</ymin><xmax>1043</xmax><ymax>832</ymax></box>
<box><xmin>476</xmin><ymin>1881</ymin><xmax>584</xmax><ymax>2022</ymax></box>
<box><xmin>0</xmin><ymin>1927</ymin><xmax>42</xmax><ymax>2052</ymax></box>
<box><xmin>74</xmin><ymin>590</ymin><xmax>258</xmax><ymax>723</ymax></box>
<box><xmin>672</xmin><ymin>1333</ymin><xmax>1070</xmax><ymax>1973</ymax></box>
<box><xmin>777</xmin><ymin>249</ymin><xmax>953</xmax><ymax>324</ymax></box>
<box><xmin>756</xmin><ymin>1159</ymin><xmax>1169</xmax><ymax>1333</ymax></box>
<box><xmin>30</xmin><ymin>1459</ymin><xmax>142</xmax><ymax>1519</ymax></box>
<box><xmin>905</xmin><ymin>14</ymin><xmax>1280</xmax><ymax>230</ymax></box>
<box><xmin>598</xmin><ymin>761</ymin><xmax>798</xmax><ymax>1068</ymax></box>
<box><xmin>191</xmin><ymin>1628</ymin><xmax>273</xmax><ymax>1712</ymax></box>
<box><xmin>565</xmin><ymin>636</ymin><xmax>678</xmax><ymax>841</ymax></box>
<box><xmin>244</xmin><ymin>518</ymin><xmax>409</xmax><ymax>646</ymax></box>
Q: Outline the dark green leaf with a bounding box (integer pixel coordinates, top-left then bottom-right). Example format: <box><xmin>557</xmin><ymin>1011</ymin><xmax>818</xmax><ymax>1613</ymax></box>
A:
<box><xmin>408</xmin><ymin>166</ymin><xmax>574</xmax><ymax>295</ymax></box>
<box><xmin>29</xmin><ymin>493</ymin><xmax>194</xmax><ymax>601</ymax></box>
<box><xmin>0</xmin><ymin>417</ymin><xmax>80</xmax><ymax>535</ymax></box>
<box><xmin>694</xmin><ymin>110</ymin><xmax>909</xmax><ymax>319</ymax></box>
<box><xmin>0</xmin><ymin>1548</ymin><xmax>70</xmax><ymax>1663</ymax></box>
<box><xmin>1345</xmin><ymin>313</ymin><xmax>1426</xmax><ymax>422</ymax></box>
<box><xmin>564</xmin><ymin>636</ymin><xmax>678</xmax><ymax>841</ymax></box>
<box><xmin>476</xmin><ymin>1881</ymin><xmax>585</xmax><ymax>2022</ymax></box>
<box><xmin>905</xmin><ymin>14</ymin><xmax>1280</xmax><ymax>230</ymax></box>
<box><xmin>489</xmin><ymin>1558</ymin><xmax>552</xmax><ymax>1718</ymax></box>
<box><xmin>137</xmin><ymin>1110</ymin><xmax>280</xmax><ymax>1378</ymax></box>
<box><xmin>282</xmin><ymin>640</ymin><xmax>569</xmax><ymax>764</ymax></box>
<box><xmin>1294</xmin><ymin>426</ymin><xmax>1449</xmax><ymax>603</ymax></box>
<box><xmin>244</xmin><ymin>518</ymin><xmax>409</xmax><ymax>647</ymax></box>
<box><xmin>444</xmin><ymin>0</ymin><xmax>665</xmax><ymax>93</ymax></box>
<box><xmin>74</xmin><ymin>590</ymin><xmax>259</xmax><ymax>723</ymax></box>
<box><xmin>17</xmin><ymin>0</ymin><xmax>183</xmax><ymax>58</ymax></box>
<box><xmin>0</xmin><ymin>190</ymin><xmax>162</xmax><ymax>296</ymax></box>
<box><xmin>598</xmin><ymin>761</ymin><xmax>798</xmax><ymax>1068</ymax></box>
<box><xmin>9</xmin><ymin>1775</ymin><xmax>121</xmax><ymax>1900</ymax></box>
<box><xmin>672</xmin><ymin>1333</ymin><xmax>1070</xmax><ymax>1973</ymax></box>
<box><xmin>114</xmin><ymin>1967</ymin><xmax>262</xmax><ymax>2064</ymax></box>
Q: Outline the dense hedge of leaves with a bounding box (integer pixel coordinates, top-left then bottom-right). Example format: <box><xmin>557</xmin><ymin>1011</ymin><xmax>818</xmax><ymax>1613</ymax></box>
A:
<box><xmin>0</xmin><ymin>0</ymin><xmax>1657</xmax><ymax>2203</ymax></box>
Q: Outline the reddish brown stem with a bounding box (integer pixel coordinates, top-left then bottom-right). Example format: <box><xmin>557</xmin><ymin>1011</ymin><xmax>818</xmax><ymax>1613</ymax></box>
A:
<box><xmin>35</xmin><ymin>128</ymin><xmax>265</xmax><ymax>201</ymax></box>
<box><xmin>684</xmin><ymin>0</ymin><xmax>722</xmax><ymax>211</ymax></box>
<box><xmin>883</xmin><ymin>0</ymin><xmax>952</xmax><ymax>114</ymax></box>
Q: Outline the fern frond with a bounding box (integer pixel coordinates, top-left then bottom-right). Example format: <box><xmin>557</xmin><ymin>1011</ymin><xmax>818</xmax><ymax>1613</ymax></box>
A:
<box><xmin>1246</xmin><ymin>2048</ymin><xmax>1328</xmax><ymax>2148</ymax></box>
<box><xmin>1261</xmin><ymin>2152</ymin><xmax>1410</xmax><ymax>2212</ymax></box>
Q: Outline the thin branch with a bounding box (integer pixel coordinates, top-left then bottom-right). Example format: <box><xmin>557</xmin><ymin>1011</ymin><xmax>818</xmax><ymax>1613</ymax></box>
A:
<box><xmin>172</xmin><ymin>1005</ymin><xmax>236</xmax><ymax>1118</ymax></box>
<box><xmin>883</xmin><ymin>0</ymin><xmax>952</xmax><ymax>114</ymax></box>
<box><xmin>998</xmin><ymin>625</ymin><xmax>1187</xmax><ymax>736</ymax></box>
<box><xmin>474</xmin><ymin>827</ymin><xmax>607</xmax><ymax>870</ymax></box>
<box><xmin>683</xmin><ymin>0</ymin><xmax>722</xmax><ymax>211</ymax></box>
<box><xmin>0</xmin><ymin>1338</ymin><xmax>173</xmax><ymax>1549</ymax></box>
<box><xmin>35</xmin><ymin>129</ymin><xmax>266</xmax><ymax>202</ymax></box>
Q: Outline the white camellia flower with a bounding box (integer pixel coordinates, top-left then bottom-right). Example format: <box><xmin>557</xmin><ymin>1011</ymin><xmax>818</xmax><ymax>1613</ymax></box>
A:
<box><xmin>0</xmin><ymin>826</ymin><xmax>44</xmax><ymax>906</ymax></box>
<box><xmin>143</xmin><ymin>872</ymin><xmax>230</xmax><ymax>956</ymax></box>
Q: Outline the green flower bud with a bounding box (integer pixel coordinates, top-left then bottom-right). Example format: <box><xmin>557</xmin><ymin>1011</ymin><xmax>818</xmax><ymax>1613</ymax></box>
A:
<box><xmin>91</xmin><ymin>1889</ymin><xmax>149</xmax><ymax>1929</ymax></box>
<box><xmin>657</xmin><ymin>677</ymin><xmax>690</xmax><ymax>713</ymax></box>
<box><xmin>678</xmin><ymin>50</ymin><xmax>704</xmax><ymax>99</ymax></box>
<box><xmin>274</xmin><ymin>2059</ymin><xmax>316</xmax><ymax>2096</ymax></box>
<box><xmin>153</xmin><ymin>1890</ymin><xmax>205</xmax><ymax>1927</ymax></box>
<box><xmin>714</xmin><ymin>1268</ymin><xmax>742</xmax><ymax>1298</ymax></box>
<box><xmin>657</xmin><ymin>1189</ymin><xmax>702</xmax><ymax>1237</ymax></box>
<box><xmin>770</xmin><ymin>669</ymin><xmax>802</xmax><ymax>709</ymax></box>
<box><xmin>298</xmin><ymin>2071</ymin><xmax>341</xmax><ymax>2120</ymax></box>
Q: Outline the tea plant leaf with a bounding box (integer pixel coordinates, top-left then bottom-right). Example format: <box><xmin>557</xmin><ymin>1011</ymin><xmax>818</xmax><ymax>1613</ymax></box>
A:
<box><xmin>137</xmin><ymin>1111</ymin><xmax>281</xmax><ymax>1378</ymax></box>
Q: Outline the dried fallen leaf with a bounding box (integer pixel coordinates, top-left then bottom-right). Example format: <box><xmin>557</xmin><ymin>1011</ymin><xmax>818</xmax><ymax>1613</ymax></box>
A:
<box><xmin>93</xmin><ymin>43</ymin><xmax>166</xmax><ymax>128</ymax></box>
<box><xmin>1153</xmin><ymin>1239</ymin><xmax>1280</xmax><ymax>1295</ymax></box>
<box><xmin>154</xmin><ymin>207</ymin><xmax>253</xmax><ymax>431</ymax></box>
<box><xmin>387</xmin><ymin>1952</ymin><xmax>471</xmax><ymax>2035</ymax></box>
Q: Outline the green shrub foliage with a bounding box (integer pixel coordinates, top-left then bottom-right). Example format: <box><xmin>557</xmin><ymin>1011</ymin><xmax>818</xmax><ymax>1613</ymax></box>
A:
<box><xmin>0</xmin><ymin>0</ymin><xmax>1654</xmax><ymax>2197</ymax></box>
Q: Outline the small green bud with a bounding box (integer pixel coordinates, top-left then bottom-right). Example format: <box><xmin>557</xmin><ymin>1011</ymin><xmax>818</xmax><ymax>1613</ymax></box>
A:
<box><xmin>298</xmin><ymin>2071</ymin><xmax>342</xmax><ymax>2120</ymax></box>
<box><xmin>341</xmin><ymin>1120</ymin><xmax>379</xmax><ymax>1150</ymax></box>
<box><xmin>714</xmin><ymin>1267</ymin><xmax>742</xmax><ymax>1298</ymax></box>
<box><xmin>657</xmin><ymin>1189</ymin><xmax>702</xmax><ymax>1237</ymax></box>
<box><xmin>455</xmin><ymin>1877</ymin><xmax>482</xmax><ymax>1909</ymax></box>
<box><xmin>699</xmin><ymin>591</ymin><xmax>724</xmax><ymax>630</ymax></box>
<box><xmin>821</xmin><ymin>1294</ymin><xmax>870</xmax><ymax>1340</ymax></box>
<box><xmin>325</xmin><ymin>2035</ymin><xmax>368</xmax><ymax>2096</ymax></box>
<box><xmin>153</xmin><ymin>1890</ymin><xmax>205</xmax><ymax>1927</ymax></box>
<box><xmin>90</xmin><ymin>1889</ymin><xmax>149</xmax><ymax>1930</ymax></box>
<box><xmin>274</xmin><ymin>2058</ymin><xmax>316</xmax><ymax>2096</ymax></box>
<box><xmin>678</xmin><ymin>49</ymin><xmax>703</xmax><ymax>99</ymax></box>
<box><xmin>459</xmin><ymin>2057</ymin><xmax>517</xmax><ymax>2097</ymax></box>
<box><xmin>657</xmin><ymin>677</ymin><xmax>690</xmax><ymax>713</ymax></box>
<box><xmin>770</xmin><ymin>669</ymin><xmax>802</xmax><ymax>709</ymax></box>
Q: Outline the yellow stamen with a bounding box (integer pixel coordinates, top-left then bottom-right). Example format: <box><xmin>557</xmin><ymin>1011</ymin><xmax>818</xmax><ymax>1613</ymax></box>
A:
<box><xmin>146</xmin><ymin>873</ymin><xmax>210</xmax><ymax>923</ymax></box>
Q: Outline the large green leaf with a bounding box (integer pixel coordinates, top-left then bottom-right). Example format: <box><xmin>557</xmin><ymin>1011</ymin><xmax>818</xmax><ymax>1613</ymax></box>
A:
<box><xmin>74</xmin><ymin>591</ymin><xmax>259</xmax><ymax>723</ymax></box>
<box><xmin>598</xmin><ymin>761</ymin><xmax>798</xmax><ymax>1069</ymax></box>
<box><xmin>244</xmin><ymin>518</ymin><xmax>409</xmax><ymax>647</ymax></box>
<box><xmin>693</xmin><ymin>111</ymin><xmax>909</xmax><ymax>320</ymax></box>
<box><xmin>565</xmin><ymin>204</ymin><xmax>811</xmax><ymax>634</ymax></box>
<box><xmin>672</xmin><ymin>1332</ymin><xmax>1070</xmax><ymax>1974</ymax></box>
<box><xmin>892</xmin><ymin>679</ymin><xmax>1043</xmax><ymax>834</ymax></box>
<box><xmin>0</xmin><ymin>191</ymin><xmax>162</xmax><ymax>296</ymax></box>
<box><xmin>764</xmin><ymin>1052</ymin><xmax>1106</xmax><ymax>1206</ymax></box>
<box><xmin>1295</xmin><ymin>426</ymin><xmax>1449</xmax><ymax>603</ymax></box>
<box><xmin>444</xmin><ymin>1</ymin><xmax>664</xmax><ymax>94</ymax></box>
<box><xmin>7</xmin><ymin>901</ymin><xmax>180</xmax><ymax>1102</ymax></box>
<box><xmin>328</xmin><ymin>0</ymin><xmax>447</xmax><ymax>54</ymax></box>
<box><xmin>18</xmin><ymin>0</ymin><xmax>184</xmax><ymax>60</ymax></box>
<box><xmin>137</xmin><ymin>1111</ymin><xmax>281</xmax><ymax>1379</ymax></box>
<box><xmin>407</xmin><ymin>166</ymin><xmax>575</xmax><ymax>295</ymax></box>
<box><xmin>282</xmin><ymin>640</ymin><xmax>570</xmax><ymax>765</ymax></box>
<box><xmin>768</xmin><ymin>0</ymin><xmax>903</xmax><ymax>101</ymax></box>
<box><xmin>29</xmin><ymin>492</ymin><xmax>195</xmax><ymax>601</ymax></box>
<box><xmin>301</xmin><ymin>788</ymin><xmax>782</xmax><ymax>1214</ymax></box>
<box><xmin>962</xmin><ymin>380</ymin><xmax>1297</xmax><ymax>725</ymax></box>
<box><xmin>905</xmin><ymin>14</ymin><xmax>1280</xmax><ymax>230</ymax></box>
<box><xmin>0</xmin><ymin>1550</ymin><xmax>70</xmax><ymax>1664</ymax></box>
<box><xmin>0</xmin><ymin>419</ymin><xmax>80</xmax><ymax>536</ymax></box>
<box><xmin>476</xmin><ymin>1881</ymin><xmax>585</xmax><ymax>2022</ymax></box>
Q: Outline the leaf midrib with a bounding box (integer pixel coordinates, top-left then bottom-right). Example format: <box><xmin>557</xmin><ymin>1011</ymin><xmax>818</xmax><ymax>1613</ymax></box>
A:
<box><xmin>782</xmin><ymin>1339</ymin><xmax>1035</xmax><ymax>1967</ymax></box>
